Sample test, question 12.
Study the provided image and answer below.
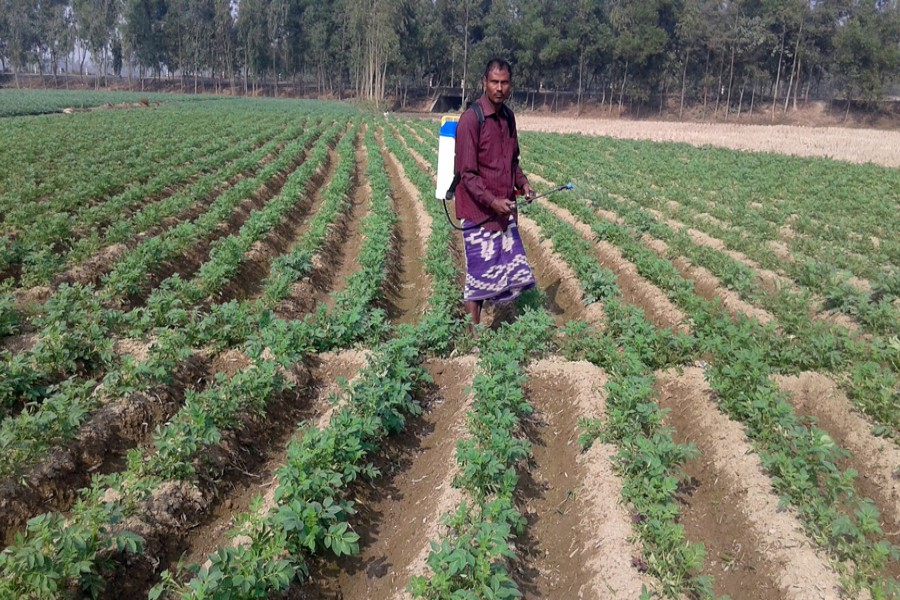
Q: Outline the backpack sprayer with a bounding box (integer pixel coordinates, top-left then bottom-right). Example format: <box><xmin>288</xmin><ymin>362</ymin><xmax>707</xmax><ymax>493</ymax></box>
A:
<box><xmin>434</xmin><ymin>113</ymin><xmax>573</xmax><ymax>232</ymax></box>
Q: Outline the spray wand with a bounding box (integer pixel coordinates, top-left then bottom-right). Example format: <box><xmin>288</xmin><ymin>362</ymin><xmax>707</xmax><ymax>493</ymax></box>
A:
<box><xmin>442</xmin><ymin>182</ymin><xmax>574</xmax><ymax>232</ymax></box>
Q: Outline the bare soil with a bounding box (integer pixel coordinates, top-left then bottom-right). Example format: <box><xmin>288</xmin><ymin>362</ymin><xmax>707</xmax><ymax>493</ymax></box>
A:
<box><xmin>515</xmin><ymin>358</ymin><xmax>650</xmax><ymax>598</ymax></box>
<box><xmin>286</xmin><ymin>356</ymin><xmax>476</xmax><ymax>600</ymax></box>
<box><xmin>776</xmin><ymin>372</ymin><xmax>900</xmax><ymax>573</ymax></box>
<box><xmin>380</xmin><ymin>137</ymin><xmax>433</xmax><ymax>325</ymax></box>
<box><xmin>656</xmin><ymin>367</ymin><xmax>845</xmax><ymax>600</ymax></box>
<box><xmin>515</xmin><ymin>116</ymin><xmax>900</xmax><ymax>168</ymax></box>
<box><xmin>276</xmin><ymin>131</ymin><xmax>371</xmax><ymax>319</ymax></box>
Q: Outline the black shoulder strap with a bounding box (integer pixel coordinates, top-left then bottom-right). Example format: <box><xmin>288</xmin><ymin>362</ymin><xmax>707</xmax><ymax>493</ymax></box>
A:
<box><xmin>471</xmin><ymin>101</ymin><xmax>485</xmax><ymax>128</ymax></box>
<box><xmin>472</xmin><ymin>101</ymin><xmax>513</xmax><ymax>136</ymax></box>
<box><xmin>446</xmin><ymin>102</ymin><xmax>513</xmax><ymax>200</ymax></box>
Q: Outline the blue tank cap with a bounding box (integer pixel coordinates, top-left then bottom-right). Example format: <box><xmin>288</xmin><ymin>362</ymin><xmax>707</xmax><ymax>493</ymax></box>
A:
<box><xmin>440</xmin><ymin>117</ymin><xmax>458</xmax><ymax>138</ymax></box>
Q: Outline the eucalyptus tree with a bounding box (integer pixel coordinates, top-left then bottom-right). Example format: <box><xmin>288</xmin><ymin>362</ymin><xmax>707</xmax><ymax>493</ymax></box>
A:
<box><xmin>570</xmin><ymin>0</ymin><xmax>611</xmax><ymax>114</ymax></box>
<box><xmin>345</xmin><ymin>0</ymin><xmax>401</xmax><ymax>103</ymax></box>
<box><xmin>212</xmin><ymin>0</ymin><xmax>236</xmax><ymax>90</ymax></box>
<box><xmin>72</xmin><ymin>0</ymin><xmax>120</xmax><ymax>88</ymax></box>
<box><xmin>36</xmin><ymin>0</ymin><xmax>73</xmax><ymax>83</ymax></box>
<box><xmin>436</xmin><ymin>0</ymin><xmax>486</xmax><ymax>107</ymax></box>
<box><xmin>124</xmin><ymin>0</ymin><xmax>170</xmax><ymax>82</ymax></box>
<box><xmin>1</xmin><ymin>0</ymin><xmax>40</xmax><ymax>85</ymax></box>
<box><xmin>834</xmin><ymin>0</ymin><xmax>900</xmax><ymax>116</ymax></box>
<box><xmin>236</xmin><ymin>0</ymin><xmax>271</xmax><ymax>93</ymax></box>
<box><xmin>609</xmin><ymin>0</ymin><xmax>676</xmax><ymax>115</ymax></box>
<box><xmin>406</xmin><ymin>0</ymin><xmax>453</xmax><ymax>90</ymax></box>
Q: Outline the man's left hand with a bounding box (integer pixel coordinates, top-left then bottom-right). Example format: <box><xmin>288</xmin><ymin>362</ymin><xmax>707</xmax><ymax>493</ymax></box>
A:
<box><xmin>522</xmin><ymin>183</ymin><xmax>536</xmax><ymax>200</ymax></box>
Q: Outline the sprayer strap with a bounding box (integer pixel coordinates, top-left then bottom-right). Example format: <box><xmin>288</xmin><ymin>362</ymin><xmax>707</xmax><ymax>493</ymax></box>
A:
<box><xmin>446</xmin><ymin>102</ymin><xmax>515</xmax><ymax>201</ymax></box>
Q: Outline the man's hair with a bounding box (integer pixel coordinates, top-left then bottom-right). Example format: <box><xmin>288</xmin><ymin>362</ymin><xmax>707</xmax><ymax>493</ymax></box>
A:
<box><xmin>483</xmin><ymin>58</ymin><xmax>512</xmax><ymax>79</ymax></box>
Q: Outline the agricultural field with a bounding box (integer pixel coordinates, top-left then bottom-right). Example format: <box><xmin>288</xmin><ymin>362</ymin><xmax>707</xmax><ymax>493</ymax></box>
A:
<box><xmin>0</xmin><ymin>89</ymin><xmax>211</xmax><ymax>118</ymax></box>
<box><xmin>0</xmin><ymin>90</ymin><xmax>898</xmax><ymax>600</ymax></box>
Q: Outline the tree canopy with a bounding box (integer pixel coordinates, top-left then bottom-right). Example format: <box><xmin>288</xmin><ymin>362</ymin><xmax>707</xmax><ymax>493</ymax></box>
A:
<box><xmin>1</xmin><ymin>0</ymin><xmax>898</xmax><ymax>111</ymax></box>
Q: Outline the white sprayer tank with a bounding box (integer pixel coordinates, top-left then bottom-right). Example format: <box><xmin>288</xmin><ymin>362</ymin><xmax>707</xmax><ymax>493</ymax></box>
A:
<box><xmin>435</xmin><ymin>115</ymin><xmax>459</xmax><ymax>200</ymax></box>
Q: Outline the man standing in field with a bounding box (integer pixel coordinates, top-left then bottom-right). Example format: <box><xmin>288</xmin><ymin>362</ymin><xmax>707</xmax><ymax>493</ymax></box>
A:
<box><xmin>455</xmin><ymin>58</ymin><xmax>537</xmax><ymax>329</ymax></box>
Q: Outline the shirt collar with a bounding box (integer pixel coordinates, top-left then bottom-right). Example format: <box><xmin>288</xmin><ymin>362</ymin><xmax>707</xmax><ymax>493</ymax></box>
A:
<box><xmin>477</xmin><ymin>94</ymin><xmax>501</xmax><ymax>117</ymax></box>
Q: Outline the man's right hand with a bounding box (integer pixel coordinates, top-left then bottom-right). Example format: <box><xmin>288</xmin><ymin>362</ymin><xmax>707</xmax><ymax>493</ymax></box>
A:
<box><xmin>490</xmin><ymin>197</ymin><xmax>516</xmax><ymax>215</ymax></box>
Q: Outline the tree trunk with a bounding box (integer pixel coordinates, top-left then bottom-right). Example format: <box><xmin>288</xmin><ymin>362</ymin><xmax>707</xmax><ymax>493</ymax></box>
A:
<box><xmin>792</xmin><ymin>44</ymin><xmax>803</xmax><ymax>111</ymax></box>
<box><xmin>737</xmin><ymin>82</ymin><xmax>745</xmax><ymax>118</ymax></box>
<box><xmin>713</xmin><ymin>51</ymin><xmax>725</xmax><ymax>118</ymax></box>
<box><xmin>749</xmin><ymin>80</ymin><xmax>755</xmax><ymax>116</ymax></box>
<box><xmin>771</xmin><ymin>28</ymin><xmax>786</xmax><ymax>122</ymax></box>
<box><xmin>660</xmin><ymin>78</ymin><xmax>669</xmax><ymax>116</ymax></box>
<box><xmin>79</xmin><ymin>46</ymin><xmax>87</xmax><ymax>82</ymax></box>
<box><xmin>577</xmin><ymin>48</ymin><xmax>585</xmax><ymax>115</ymax></box>
<box><xmin>680</xmin><ymin>50</ymin><xmax>689</xmax><ymax>119</ymax></box>
<box><xmin>702</xmin><ymin>49</ymin><xmax>712</xmax><ymax>114</ymax></box>
<box><xmin>724</xmin><ymin>44</ymin><xmax>736</xmax><ymax>120</ymax></box>
<box><xmin>618</xmin><ymin>61</ymin><xmax>628</xmax><ymax>117</ymax></box>
<box><xmin>784</xmin><ymin>18</ymin><xmax>803</xmax><ymax>113</ymax></box>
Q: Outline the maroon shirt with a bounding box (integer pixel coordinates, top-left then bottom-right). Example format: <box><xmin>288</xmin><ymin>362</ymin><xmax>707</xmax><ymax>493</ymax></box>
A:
<box><xmin>454</xmin><ymin>95</ymin><xmax>529</xmax><ymax>231</ymax></box>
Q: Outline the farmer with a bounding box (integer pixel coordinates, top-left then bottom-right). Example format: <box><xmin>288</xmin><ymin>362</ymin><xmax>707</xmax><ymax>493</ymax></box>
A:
<box><xmin>455</xmin><ymin>57</ymin><xmax>537</xmax><ymax>329</ymax></box>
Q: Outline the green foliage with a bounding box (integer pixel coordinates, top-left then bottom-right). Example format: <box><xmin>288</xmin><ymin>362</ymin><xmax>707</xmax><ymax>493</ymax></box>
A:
<box><xmin>530</xmin><ymin>142</ymin><xmax>900</xmax><ymax>596</ymax></box>
<box><xmin>0</xmin><ymin>504</ymin><xmax>142</xmax><ymax>599</ymax></box>
<box><xmin>412</xmin><ymin>309</ymin><xmax>552</xmax><ymax>598</ymax></box>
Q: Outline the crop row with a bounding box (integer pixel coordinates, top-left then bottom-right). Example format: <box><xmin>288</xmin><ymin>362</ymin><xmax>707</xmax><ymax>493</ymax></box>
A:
<box><xmin>524</xmin><ymin>138</ymin><xmax>899</xmax><ymax>428</ymax></box>
<box><xmin>391</xmin><ymin>120</ymin><xmax>683</xmax><ymax>597</ymax></box>
<box><xmin>532</xmin><ymin>131</ymin><xmax>897</xmax><ymax>279</ymax></box>
<box><xmin>0</xmin><ymin>120</ymin><xmax>330</xmax><ymax>424</ymax></box>
<box><xmin>57</xmin><ymin>119</ymin><xmax>304</xmax><ymax>284</ymax></box>
<box><xmin>0</xmin><ymin>119</ymin><xmax>335</xmax><ymax>475</ymax></box>
<box><xmin>411</xmin><ymin>308</ymin><xmax>553</xmax><ymax>598</ymax></box>
<box><xmin>0</xmin><ymin>119</ymin><xmax>357</xmax><ymax>486</ymax></box>
<box><xmin>0</xmin><ymin>121</ymin><xmax>391</xmax><ymax>598</ymax></box>
<box><xmin>381</xmin><ymin>125</ymin><xmax>462</xmax><ymax>351</ymax></box>
<box><xmin>101</xmin><ymin>120</ymin><xmax>332</xmax><ymax>306</ymax></box>
<box><xmin>12</xmin><ymin>118</ymin><xmax>291</xmax><ymax>288</ymax></box>
<box><xmin>132</xmin><ymin>122</ymin><xmax>344</xmax><ymax>324</ymax></box>
<box><xmin>0</xmin><ymin>89</ymin><xmax>208</xmax><ymax>117</ymax></box>
<box><xmin>2</xmin><ymin>112</ymin><xmax>246</xmax><ymax>256</ymax></box>
<box><xmin>520</xmin><ymin>199</ymin><xmax>707</xmax><ymax>597</ymax></box>
<box><xmin>146</xmin><ymin>120</ymin><xmax>465</xmax><ymax>598</ymax></box>
<box><xmin>519</xmin><ymin>176</ymin><xmax>898</xmax><ymax>595</ymax></box>
<box><xmin>523</xmin><ymin>133</ymin><xmax>898</xmax><ymax>336</ymax></box>
<box><xmin>0</xmin><ymin>102</ymin><xmax>234</xmax><ymax>216</ymax></box>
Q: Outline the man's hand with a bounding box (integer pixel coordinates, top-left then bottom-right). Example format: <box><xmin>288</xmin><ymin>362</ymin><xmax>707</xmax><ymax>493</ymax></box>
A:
<box><xmin>491</xmin><ymin>197</ymin><xmax>516</xmax><ymax>215</ymax></box>
<box><xmin>522</xmin><ymin>183</ymin><xmax>536</xmax><ymax>200</ymax></box>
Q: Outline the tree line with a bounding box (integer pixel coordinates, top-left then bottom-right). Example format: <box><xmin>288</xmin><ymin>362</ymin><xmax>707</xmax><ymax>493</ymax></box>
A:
<box><xmin>1</xmin><ymin>0</ymin><xmax>898</xmax><ymax>116</ymax></box>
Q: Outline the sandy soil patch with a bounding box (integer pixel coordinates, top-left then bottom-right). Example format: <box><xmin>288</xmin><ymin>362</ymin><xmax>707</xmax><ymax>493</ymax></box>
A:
<box><xmin>516</xmin><ymin>117</ymin><xmax>900</xmax><ymax>168</ymax></box>
<box><xmin>657</xmin><ymin>367</ymin><xmax>845</xmax><ymax>599</ymax></box>
<box><xmin>518</xmin><ymin>358</ymin><xmax>651</xmax><ymax>599</ymax></box>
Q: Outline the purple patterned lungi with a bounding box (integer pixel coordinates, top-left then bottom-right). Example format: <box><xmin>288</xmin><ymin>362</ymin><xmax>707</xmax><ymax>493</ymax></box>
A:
<box><xmin>462</xmin><ymin>218</ymin><xmax>536</xmax><ymax>304</ymax></box>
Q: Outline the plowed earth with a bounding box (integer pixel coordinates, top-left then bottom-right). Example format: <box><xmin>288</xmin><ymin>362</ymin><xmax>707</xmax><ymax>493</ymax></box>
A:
<box><xmin>3</xmin><ymin>110</ymin><xmax>894</xmax><ymax>600</ymax></box>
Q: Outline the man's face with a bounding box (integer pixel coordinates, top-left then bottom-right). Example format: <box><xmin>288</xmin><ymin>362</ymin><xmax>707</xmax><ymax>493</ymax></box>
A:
<box><xmin>483</xmin><ymin>67</ymin><xmax>511</xmax><ymax>105</ymax></box>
